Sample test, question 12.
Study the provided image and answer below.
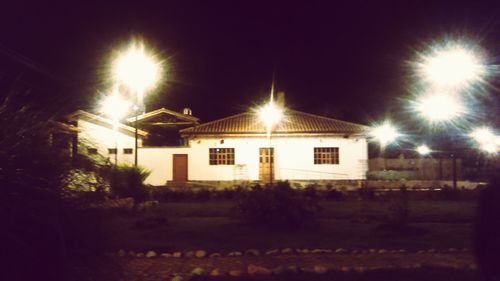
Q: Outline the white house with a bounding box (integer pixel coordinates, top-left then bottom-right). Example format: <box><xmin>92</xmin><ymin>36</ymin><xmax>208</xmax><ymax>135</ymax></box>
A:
<box><xmin>71</xmin><ymin>110</ymin><xmax>148</xmax><ymax>166</ymax></box>
<box><xmin>71</xmin><ymin>108</ymin><xmax>369</xmax><ymax>187</ymax></box>
<box><xmin>138</xmin><ymin>109</ymin><xmax>369</xmax><ymax>186</ymax></box>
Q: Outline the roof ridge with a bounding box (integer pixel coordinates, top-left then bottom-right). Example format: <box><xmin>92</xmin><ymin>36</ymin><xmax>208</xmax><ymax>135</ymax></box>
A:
<box><xmin>180</xmin><ymin>112</ymin><xmax>251</xmax><ymax>133</ymax></box>
<box><xmin>288</xmin><ymin>109</ymin><xmax>369</xmax><ymax>129</ymax></box>
<box><xmin>127</xmin><ymin>107</ymin><xmax>199</xmax><ymax>123</ymax></box>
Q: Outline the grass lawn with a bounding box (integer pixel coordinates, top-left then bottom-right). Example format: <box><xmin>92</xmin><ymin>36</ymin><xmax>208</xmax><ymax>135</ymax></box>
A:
<box><xmin>100</xmin><ymin>200</ymin><xmax>477</xmax><ymax>252</ymax></box>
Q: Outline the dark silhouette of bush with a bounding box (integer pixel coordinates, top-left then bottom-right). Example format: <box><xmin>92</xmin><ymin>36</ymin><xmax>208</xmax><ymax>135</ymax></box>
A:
<box><xmin>234</xmin><ymin>181</ymin><xmax>322</xmax><ymax>229</ymax></box>
<box><xmin>195</xmin><ymin>188</ymin><xmax>211</xmax><ymax>202</ymax></box>
<box><xmin>102</xmin><ymin>165</ymin><xmax>150</xmax><ymax>202</ymax></box>
<box><xmin>326</xmin><ymin>189</ymin><xmax>344</xmax><ymax>201</ymax></box>
<box><xmin>0</xmin><ymin>88</ymin><xmax>117</xmax><ymax>280</ymax></box>
<box><xmin>475</xmin><ymin>174</ymin><xmax>500</xmax><ymax>280</ymax></box>
<box><xmin>358</xmin><ymin>187</ymin><xmax>376</xmax><ymax>200</ymax></box>
<box><xmin>387</xmin><ymin>186</ymin><xmax>410</xmax><ymax>226</ymax></box>
<box><xmin>440</xmin><ymin>186</ymin><xmax>461</xmax><ymax>200</ymax></box>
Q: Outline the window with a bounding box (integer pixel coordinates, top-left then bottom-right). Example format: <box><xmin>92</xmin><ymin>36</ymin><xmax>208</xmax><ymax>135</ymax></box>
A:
<box><xmin>87</xmin><ymin>148</ymin><xmax>98</xmax><ymax>155</ymax></box>
<box><xmin>108</xmin><ymin>148</ymin><xmax>117</xmax><ymax>154</ymax></box>
<box><xmin>209</xmin><ymin>148</ymin><xmax>235</xmax><ymax>165</ymax></box>
<box><xmin>123</xmin><ymin>148</ymin><xmax>133</xmax><ymax>154</ymax></box>
<box><xmin>314</xmin><ymin>147</ymin><xmax>339</xmax><ymax>164</ymax></box>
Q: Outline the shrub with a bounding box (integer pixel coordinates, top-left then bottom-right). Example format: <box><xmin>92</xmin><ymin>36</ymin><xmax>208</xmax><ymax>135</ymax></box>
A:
<box><xmin>358</xmin><ymin>187</ymin><xmax>376</xmax><ymax>200</ymax></box>
<box><xmin>216</xmin><ymin>186</ymin><xmax>246</xmax><ymax>200</ymax></box>
<box><xmin>372</xmin><ymin>186</ymin><xmax>424</xmax><ymax>236</ymax></box>
<box><xmin>475</xmin><ymin>175</ymin><xmax>500</xmax><ymax>279</ymax></box>
<box><xmin>326</xmin><ymin>189</ymin><xmax>344</xmax><ymax>201</ymax></box>
<box><xmin>234</xmin><ymin>181</ymin><xmax>322</xmax><ymax>229</ymax></box>
<box><xmin>103</xmin><ymin>165</ymin><xmax>150</xmax><ymax>202</ymax></box>
<box><xmin>195</xmin><ymin>189</ymin><xmax>211</xmax><ymax>202</ymax></box>
<box><xmin>440</xmin><ymin>186</ymin><xmax>461</xmax><ymax>200</ymax></box>
<box><xmin>0</xmin><ymin>88</ymin><xmax>113</xmax><ymax>280</ymax></box>
<box><xmin>303</xmin><ymin>185</ymin><xmax>319</xmax><ymax>200</ymax></box>
<box><xmin>387</xmin><ymin>186</ymin><xmax>410</xmax><ymax>226</ymax></box>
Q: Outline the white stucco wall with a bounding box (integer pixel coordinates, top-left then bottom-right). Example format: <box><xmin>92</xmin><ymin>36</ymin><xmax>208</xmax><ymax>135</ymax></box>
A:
<box><xmin>184</xmin><ymin>136</ymin><xmax>368</xmax><ymax>181</ymax></box>
<box><xmin>79</xmin><ymin>118</ymin><xmax>368</xmax><ymax>185</ymax></box>
<box><xmin>137</xmin><ymin>136</ymin><xmax>369</xmax><ymax>184</ymax></box>
<box><xmin>78</xmin><ymin>119</ymin><xmax>143</xmax><ymax>166</ymax></box>
<box><xmin>138</xmin><ymin>147</ymin><xmax>191</xmax><ymax>185</ymax></box>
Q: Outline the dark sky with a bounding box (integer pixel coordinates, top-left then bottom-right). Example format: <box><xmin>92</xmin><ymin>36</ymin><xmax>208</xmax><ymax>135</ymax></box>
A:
<box><xmin>1</xmin><ymin>0</ymin><xmax>499</xmax><ymax>124</ymax></box>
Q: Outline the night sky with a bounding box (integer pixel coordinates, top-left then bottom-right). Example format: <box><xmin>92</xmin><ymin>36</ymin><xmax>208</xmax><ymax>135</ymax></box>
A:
<box><xmin>1</xmin><ymin>0</ymin><xmax>499</xmax><ymax>125</ymax></box>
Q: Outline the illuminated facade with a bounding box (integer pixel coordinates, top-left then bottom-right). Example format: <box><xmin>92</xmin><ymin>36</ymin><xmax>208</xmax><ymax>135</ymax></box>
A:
<box><xmin>73</xmin><ymin>108</ymin><xmax>369</xmax><ymax>186</ymax></box>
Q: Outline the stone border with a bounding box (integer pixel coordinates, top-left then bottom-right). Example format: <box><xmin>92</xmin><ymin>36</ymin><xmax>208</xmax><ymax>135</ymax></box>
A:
<box><xmin>112</xmin><ymin>247</ymin><xmax>472</xmax><ymax>259</ymax></box>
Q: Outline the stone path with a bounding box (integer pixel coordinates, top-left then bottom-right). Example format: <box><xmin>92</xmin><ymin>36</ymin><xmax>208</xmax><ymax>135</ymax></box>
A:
<box><xmin>117</xmin><ymin>252</ymin><xmax>476</xmax><ymax>281</ymax></box>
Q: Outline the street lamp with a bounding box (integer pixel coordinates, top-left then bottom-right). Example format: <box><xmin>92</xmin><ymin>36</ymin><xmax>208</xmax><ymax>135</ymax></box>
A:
<box><xmin>414</xmin><ymin>92</ymin><xmax>465</xmax><ymax>123</ymax></box>
<box><xmin>258</xmin><ymin>97</ymin><xmax>283</xmax><ymax>187</ymax></box>
<box><xmin>369</xmin><ymin>121</ymin><xmax>401</xmax><ymax>171</ymax></box>
<box><xmin>417</xmin><ymin>43</ymin><xmax>486</xmax><ymax>89</ymax></box>
<box><xmin>470</xmin><ymin>127</ymin><xmax>499</xmax><ymax>153</ymax></box>
<box><xmin>112</xmin><ymin>40</ymin><xmax>161</xmax><ymax>166</ymax></box>
<box><xmin>413</xmin><ymin>41</ymin><xmax>486</xmax><ymax>189</ymax></box>
<box><xmin>370</xmin><ymin>121</ymin><xmax>401</xmax><ymax>147</ymax></box>
<box><xmin>100</xmin><ymin>92</ymin><xmax>131</xmax><ymax>165</ymax></box>
<box><xmin>416</xmin><ymin>144</ymin><xmax>431</xmax><ymax>156</ymax></box>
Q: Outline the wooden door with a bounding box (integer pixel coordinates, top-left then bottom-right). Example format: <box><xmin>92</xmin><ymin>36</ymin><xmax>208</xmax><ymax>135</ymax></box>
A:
<box><xmin>172</xmin><ymin>154</ymin><xmax>188</xmax><ymax>182</ymax></box>
<box><xmin>259</xmin><ymin>148</ymin><xmax>274</xmax><ymax>182</ymax></box>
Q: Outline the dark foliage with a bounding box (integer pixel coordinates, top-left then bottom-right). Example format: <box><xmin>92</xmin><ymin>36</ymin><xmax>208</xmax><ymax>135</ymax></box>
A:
<box><xmin>439</xmin><ymin>186</ymin><xmax>461</xmax><ymax>200</ymax></box>
<box><xmin>149</xmin><ymin>186</ymin><xmax>248</xmax><ymax>202</ymax></box>
<box><xmin>387</xmin><ymin>186</ymin><xmax>410</xmax><ymax>226</ymax></box>
<box><xmin>195</xmin><ymin>188</ymin><xmax>211</xmax><ymax>202</ymax></box>
<box><xmin>102</xmin><ymin>165</ymin><xmax>150</xmax><ymax>202</ymax></box>
<box><xmin>303</xmin><ymin>185</ymin><xmax>320</xmax><ymax>200</ymax></box>
<box><xmin>0</xmin><ymin>88</ymin><xmax>115</xmax><ymax>280</ymax></box>
<box><xmin>372</xmin><ymin>186</ymin><xmax>424</xmax><ymax>236</ymax></box>
<box><xmin>475</xmin><ymin>175</ymin><xmax>500</xmax><ymax>280</ymax></box>
<box><xmin>358</xmin><ymin>187</ymin><xmax>376</xmax><ymax>200</ymax></box>
<box><xmin>234</xmin><ymin>181</ymin><xmax>322</xmax><ymax>229</ymax></box>
<box><xmin>325</xmin><ymin>189</ymin><xmax>344</xmax><ymax>201</ymax></box>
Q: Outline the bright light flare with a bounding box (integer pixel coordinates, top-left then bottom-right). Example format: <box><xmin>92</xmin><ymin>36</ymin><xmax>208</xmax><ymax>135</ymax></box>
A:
<box><xmin>470</xmin><ymin>127</ymin><xmax>498</xmax><ymax>153</ymax></box>
<box><xmin>100</xmin><ymin>93</ymin><xmax>131</xmax><ymax>122</ymax></box>
<box><xmin>370</xmin><ymin>121</ymin><xmax>401</xmax><ymax>146</ymax></box>
<box><xmin>414</xmin><ymin>92</ymin><xmax>464</xmax><ymax>123</ymax></box>
<box><xmin>416</xmin><ymin>144</ymin><xmax>431</xmax><ymax>155</ymax></box>
<box><xmin>418</xmin><ymin>44</ymin><xmax>485</xmax><ymax>88</ymax></box>
<box><xmin>258</xmin><ymin>100</ymin><xmax>283</xmax><ymax>133</ymax></box>
<box><xmin>113</xmin><ymin>41</ymin><xmax>161</xmax><ymax>94</ymax></box>
<box><xmin>470</xmin><ymin>127</ymin><xmax>495</xmax><ymax>143</ymax></box>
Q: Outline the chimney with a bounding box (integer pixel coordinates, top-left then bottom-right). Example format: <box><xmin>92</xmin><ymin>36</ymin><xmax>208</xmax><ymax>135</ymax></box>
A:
<box><xmin>277</xmin><ymin>91</ymin><xmax>285</xmax><ymax>108</ymax></box>
<box><xmin>183</xmin><ymin>108</ymin><xmax>193</xmax><ymax>115</ymax></box>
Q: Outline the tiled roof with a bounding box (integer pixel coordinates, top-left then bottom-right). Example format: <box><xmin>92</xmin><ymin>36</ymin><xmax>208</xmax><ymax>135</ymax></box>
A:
<box><xmin>180</xmin><ymin>110</ymin><xmax>368</xmax><ymax>136</ymax></box>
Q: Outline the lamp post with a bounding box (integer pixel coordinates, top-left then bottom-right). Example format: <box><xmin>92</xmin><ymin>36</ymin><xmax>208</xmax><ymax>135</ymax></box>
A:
<box><xmin>413</xmin><ymin>92</ymin><xmax>466</xmax><ymax>188</ymax></box>
<box><xmin>112</xmin><ymin>41</ymin><xmax>161</xmax><ymax>166</ymax></box>
<box><xmin>369</xmin><ymin>121</ymin><xmax>401</xmax><ymax>170</ymax></box>
<box><xmin>258</xmin><ymin>97</ymin><xmax>283</xmax><ymax>187</ymax></box>
<box><xmin>100</xmin><ymin>91</ymin><xmax>131</xmax><ymax>165</ymax></box>
<box><xmin>413</xmin><ymin>42</ymin><xmax>485</xmax><ymax>189</ymax></box>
